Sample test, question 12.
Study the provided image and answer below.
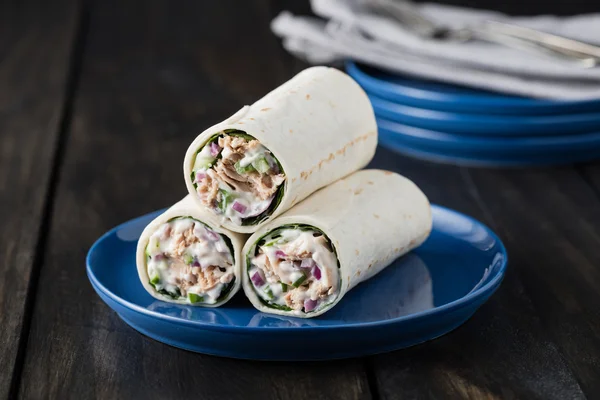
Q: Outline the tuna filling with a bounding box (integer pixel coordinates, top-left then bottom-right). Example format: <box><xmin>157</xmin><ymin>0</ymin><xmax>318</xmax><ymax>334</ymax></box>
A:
<box><xmin>145</xmin><ymin>217</ymin><xmax>235</xmax><ymax>304</ymax></box>
<box><xmin>191</xmin><ymin>130</ymin><xmax>285</xmax><ymax>226</ymax></box>
<box><xmin>248</xmin><ymin>225</ymin><xmax>340</xmax><ymax>313</ymax></box>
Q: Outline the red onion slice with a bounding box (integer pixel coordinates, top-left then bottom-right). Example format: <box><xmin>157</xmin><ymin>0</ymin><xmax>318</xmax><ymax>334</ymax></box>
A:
<box><xmin>205</xmin><ymin>229</ymin><xmax>219</xmax><ymax>241</ymax></box>
<box><xmin>209</xmin><ymin>142</ymin><xmax>221</xmax><ymax>157</ymax></box>
<box><xmin>312</xmin><ymin>265</ymin><xmax>322</xmax><ymax>280</ymax></box>
<box><xmin>275</xmin><ymin>250</ymin><xmax>287</xmax><ymax>259</ymax></box>
<box><xmin>195</xmin><ymin>172</ymin><xmax>206</xmax><ymax>182</ymax></box>
<box><xmin>154</xmin><ymin>253</ymin><xmax>166</xmax><ymax>261</ymax></box>
<box><xmin>192</xmin><ymin>260</ymin><xmax>201</xmax><ymax>268</ymax></box>
<box><xmin>232</xmin><ymin>201</ymin><xmax>247</xmax><ymax>214</ymax></box>
<box><xmin>300</xmin><ymin>259</ymin><xmax>315</xmax><ymax>269</ymax></box>
<box><xmin>304</xmin><ymin>299</ymin><xmax>318</xmax><ymax>312</ymax></box>
<box><xmin>251</xmin><ymin>270</ymin><xmax>265</xmax><ymax>287</ymax></box>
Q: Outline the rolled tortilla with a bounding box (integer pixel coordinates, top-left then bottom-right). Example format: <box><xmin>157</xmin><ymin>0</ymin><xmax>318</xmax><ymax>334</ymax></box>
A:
<box><xmin>183</xmin><ymin>66</ymin><xmax>377</xmax><ymax>233</ymax></box>
<box><xmin>136</xmin><ymin>195</ymin><xmax>246</xmax><ymax>307</ymax></box>
<box><xmin>242</xmin><ymin>169</ymin><xmax>433</xmax><ymax>318</ymax></box>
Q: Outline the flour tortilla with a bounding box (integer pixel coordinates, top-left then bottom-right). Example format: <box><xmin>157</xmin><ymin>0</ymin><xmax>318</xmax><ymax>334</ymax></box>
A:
<box><xmin>242</xmin><ymin>169</ymin><xmax>433</xmax><ymax>318</ymax></box>
<box><xmin>136</xmin><ymin>195</ymin><xmax>246</xmax><ymax>307</ymax></box>
<box><xmin>183</xmin><ymin>66</ymin><xmax>377</xmax><ymax>233</ymax></box>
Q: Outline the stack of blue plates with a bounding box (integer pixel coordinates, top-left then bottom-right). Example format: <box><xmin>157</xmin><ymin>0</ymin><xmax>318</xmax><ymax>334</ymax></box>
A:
<box><xmin>346</xmin><ymin>61</ymin><xmax>600</xmax><ymax>166</ymax></box>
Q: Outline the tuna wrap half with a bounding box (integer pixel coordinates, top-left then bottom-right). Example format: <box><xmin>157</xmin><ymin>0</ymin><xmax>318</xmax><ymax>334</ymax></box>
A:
<box><xmin>136</xmin><ymin>196</ymin><xmax>246</xmax><ymax>307</ymax></box>
<box><xmin>183</xmin><ymin>66</ymin><xmax>377</xmax><ymax>233</ymax></box>
<box><xmin>242</xmin><ymin>170</ymin><xmax>433</xmax><ymax>318</ymax></box>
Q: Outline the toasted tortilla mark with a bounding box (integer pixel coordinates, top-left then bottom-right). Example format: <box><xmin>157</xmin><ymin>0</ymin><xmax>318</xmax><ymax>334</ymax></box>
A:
<box><xmin>356</xmin><ymin>270</ymin><xmax>361</xmax><ymax>277</ymax></box>
<box><xmin>394</xmin><ymin>247</ymin><xmax>399</xmax><ymax>253</ymax></box>
<box><xmin>354</xmin><ymin>188</ymin><xmax>363</xmax><ymax>195</ymax></box>
<box><xmin>355</xmin><ymin>249</ymin><xmax>360</xmax><ymax>255</ymax></box>
<box><xmin>368</xmin><ymin>263</ymin><xmax>373</xmax><ymax>269</ymax></box>
<box><xmin>373</xmin><ymin>214</ymin><xmax>380</xmax><ymax>219</ymax></box>
<box><xmin>306</xmin><ymin>94</ymin><xmax>310</xmax><ymax>100</ymax></box>
<box><xmin>367</xmin><ymin>181</ymin><xmax>374</xmax><ymax>185</ymax></box>
<box><xmin>289</xmin><ymin>129</ymin><xmax>293</xmax><ymax>133</ymax></box>
<box><xmin>409</xmin><ymin>239</ymin><xmax>416</xmax><ymax>246</ymax></box>
<box><xmin>249</xmin><ymin>118</ymin><xmax>255</xmax><ymax>120</ymax></box>
<box><xmin>237</xmin><ymin>122</ymin><xmax>244</xmax><ymax>124</ymax></box>
<box><xmin>302</xmin><ymin>131</ymin><xmax>377</xmax><ymax>184</ymax></box>
<box><xmin>291</xmin><ymin>177</ymin><xmax>297</xmax><ymax>183</ymax></box>
<box><xmin>384</xmin><ymin>171</ymin><xmax>393</xmax><ymax>175</ymax></box>
<box><xmin>261</xmin><ymin>108</ymin><xmax>271</xmax><ymax>112</ymax></box>
<box><xmin>300</xmin><ymin>171</ymin><xmax>308</xmax><ymax>180</ymax></box>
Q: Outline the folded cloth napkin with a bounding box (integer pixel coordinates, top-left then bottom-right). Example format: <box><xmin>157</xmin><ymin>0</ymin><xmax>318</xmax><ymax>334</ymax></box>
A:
<box><xmin>272</xmin><ymin>0</ymin><xmax>600</xmax><ymax>99</ymax></box>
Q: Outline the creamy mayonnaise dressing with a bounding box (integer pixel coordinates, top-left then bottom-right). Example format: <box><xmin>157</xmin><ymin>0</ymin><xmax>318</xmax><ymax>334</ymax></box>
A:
<box><xmin>192</xmin><ymin>134</ymin><xmax>284</xmax><ymax>225</ymax></box>
<box><xmin>145</xmin><ymin>217</ymin><xmax>235</xmax><ymax>304</ymax></box>
<box><xmin>248</xmin><ymin>227</ymin><xmax>339</xmax><ymax>313</ymax></box>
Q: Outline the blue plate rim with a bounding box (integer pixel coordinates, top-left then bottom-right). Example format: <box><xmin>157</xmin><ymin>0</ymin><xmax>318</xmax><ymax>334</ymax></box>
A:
<box><xmin>376</xmin><ymin>117</ymin><xmax>600</xmax><ymax>148</ymax></box>
<box><xmin>369</xmin><ymin>94</ymin><xmax>600</xmax><ymax>132</ymax></box>
<box><xmin>377</xmin><ymin>131</ymin><xmax>600</xmax><ymax>166</ymax></box>
<box><xmin>86</xmin><ymin>205</ymin><xmax>508</xmax><ymax>333</ymax></box>
<box><xmin>346</xmin><ymin>60</ymin><xmax>600</xmax><ymax>112</ymax></box>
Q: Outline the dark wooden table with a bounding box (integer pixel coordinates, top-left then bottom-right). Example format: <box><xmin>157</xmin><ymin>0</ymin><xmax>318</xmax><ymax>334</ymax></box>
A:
<box><xmin>2</xmin><ymin>0</ymin><xmax>600</xmax><ymax>399</ymax></box>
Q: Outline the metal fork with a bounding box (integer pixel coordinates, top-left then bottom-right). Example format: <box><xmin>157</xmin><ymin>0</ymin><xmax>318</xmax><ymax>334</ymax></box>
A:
<box><xmin>366</xmin><ymin>0</ymin><xmax>600</xmax><ymax>68</ymax></box>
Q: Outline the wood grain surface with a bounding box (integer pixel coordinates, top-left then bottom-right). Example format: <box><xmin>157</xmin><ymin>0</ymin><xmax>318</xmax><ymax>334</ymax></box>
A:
<box><xmin>16</xmin><ymin>1</ymin><xmax>369</xmax><ymax>399</ymax></box>
<box><xmin>2</xmin><ymin>0</ymin><xmax>600</xmax><ymax>399</ymax></box>
<box><xmin>0</xmin><ymin>0</ymin><xmax>79</xmax><ymax>397</ymax></box>
<box><xmin>368</xmin><ymin>153</ymin><xmax>589</xmax><ymax>399</ymax></box>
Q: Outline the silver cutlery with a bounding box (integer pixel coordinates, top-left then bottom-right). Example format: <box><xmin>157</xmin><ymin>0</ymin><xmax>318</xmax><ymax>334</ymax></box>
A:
<box><xmin>366</xmin><ymin>0</ymin><xmax>600</xmax><ymax>68</ymax></box>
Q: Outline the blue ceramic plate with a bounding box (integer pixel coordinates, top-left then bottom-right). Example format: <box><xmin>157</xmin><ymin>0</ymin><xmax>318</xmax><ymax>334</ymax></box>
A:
<box><xmin>378</xmin><ymin>124</ymin><xmax>600</xmax><ymax>167</ymax></box>
<box><xmin>87</xmin><ymin>206</ymin><xmax>507</xmax><ymax>361</ymax></box>
<box><xmin>370</xmin><ymin>95</ymin><xmax>600</xmax><ymax>136</ymax></box>
<box><xmin>377</xmin><ymin>118</ymin><xmax>600</xmax><ymax>158</ymax></box>
<box><xmin>346</xmin><ymin>61</ymin><xmax>600</xmax><ymax>115</ymax></box>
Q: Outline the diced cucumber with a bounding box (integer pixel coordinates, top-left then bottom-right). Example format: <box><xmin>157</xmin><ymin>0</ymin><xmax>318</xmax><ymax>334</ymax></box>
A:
<box><xmin>281</xmin><ymin>282</ymin><xmax>288</xmax><ymax>292</ymax></box>
<box><xmin>263</xmin><ymin>238</ymin><xmax>282</xmax><ymax>247</ymax></box>
<box><xmin>253</xmin><ymin>157</ymin><xmax>270</xmax><ymax>174</ymax></box>
<box><xmin>194</xmin><ymin>157</ymin><xmax>214</xmax><ymax>170</ymax></box>
<box><xmin>183</xmin><ymin>254</ymin><xmax>194</xmax><ymax>265</ymax></box>
<box><xmin>188</xmin><ymin>293</ymin><xmax>204</xmax><ymax>303</ymax></box>
<box><xmin>150</xmin><ymin>274</ymin><xmax>160</xmax><ymax>285</ymax></box>
<box><xmin>265</xmin><ymin>286</ymin><xmax>275</xmax><ymax>299</ymax></box>
<box><xmin>235</xmin><ymin>161</ymin><xmax>255</xmax><ymax>175</ymax></box>
<box><xmin>219</xmin><ymin>189</ymin><xmax>232</xmax><ymax>212</ymax></box>
<box><xmin>292</xmin><ymin>274</ymin><xmax>307</xmax><ymax>288</ymax></box>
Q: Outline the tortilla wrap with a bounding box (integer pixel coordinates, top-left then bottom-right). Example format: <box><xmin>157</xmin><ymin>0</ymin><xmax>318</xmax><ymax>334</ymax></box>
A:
<box><xmin>183</xmin><ymin>66</ymin><xmax>377</xmax><ymax>233</ymax></box>
<box><xmin>242</xmin><ymin>169</ymin><xmax>432</xmax><ymax>318</ymax></box>
<box><xmin>136</xmin><ymin>195</ymin><xmax>246</xmax><ymax>307</ymax></box>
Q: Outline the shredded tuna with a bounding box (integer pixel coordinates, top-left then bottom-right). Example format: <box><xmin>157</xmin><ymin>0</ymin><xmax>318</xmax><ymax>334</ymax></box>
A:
<box><xmin>248</xmin><ymin>227</ymin><xmax>340</xmax><ymax>313</ymax></box>
<box><xmin>174</xmin><ymin>264</ymin><xmax>222</xmax><ymax>296</ymax></box>
<box><xmin>196</xmin><ymin>265</ymin><xmax>220</xmax><ymax>290</ymax></box>
<box><xmin>254</xmin><ymin>252</ymin><xmax>279</xmax><ymax>279</ymax></box>
<box><xmin>209</xmin><ymin>135</ymin><xmax>284</xmax><ymax>201</ymax></box>
<box><xmin>172</xmin><ymin>227</ymin><xmax>200</xmax><ymax>256</ymax></box>
<box><xmin>161</xmin><ymin>226</ymin><xmax>172</xmax><ymax>240</ymax></box>
<box><xmin>197</xmin><ymin>173</ymin><xmax>220</xmax><ymax>208</ymax></box>
<box><xmin>285</xmin><ymin>287</ymin><xmax>309</xmax><ymax>310</ymax></box>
